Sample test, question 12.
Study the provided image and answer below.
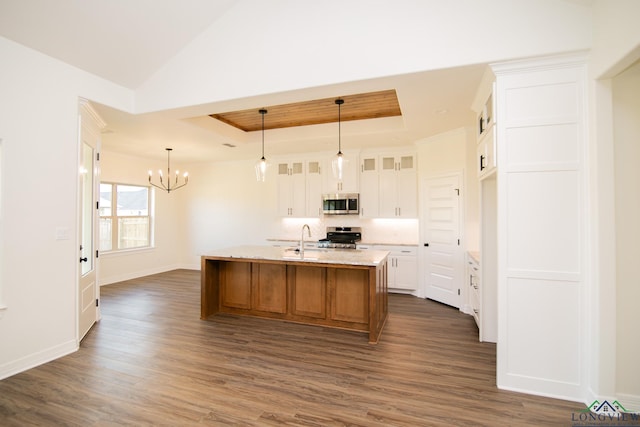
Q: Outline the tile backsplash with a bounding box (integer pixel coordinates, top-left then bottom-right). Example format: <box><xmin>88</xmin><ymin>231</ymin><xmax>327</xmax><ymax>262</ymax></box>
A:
<box><xmin>274</xmin><ymin>216</ymin><xmax>419</xmax><ymax>245</ymax></box>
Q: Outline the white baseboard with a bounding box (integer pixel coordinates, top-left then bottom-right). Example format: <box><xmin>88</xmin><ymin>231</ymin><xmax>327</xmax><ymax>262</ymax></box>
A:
<box><xmin>99</xmin><ymin>263</ymin><xmax>185</xmax><ymax>286</ymax></box>
<box><xmin>460</xmin><ymin>303</ymin><xmax>473</xmax><ymax>316</ymax></box>
<box><xmin>616</xmin><ymin>392</ymin><xmax>640</xmax><ymax>413</ymax></box>
<box><xmin>0</xmin><ymin>339</ymin><xmax>77</xmax><ymax>380</ymax></box>
<box><xmin>583</xmin><ymin>388</ymin><xmax>640</xmax><ymax>414</ymax></box>
<box><xmin>181</xmin><ymin>263</ymin><xmax>201</xmax><ymax>271</ymax></box>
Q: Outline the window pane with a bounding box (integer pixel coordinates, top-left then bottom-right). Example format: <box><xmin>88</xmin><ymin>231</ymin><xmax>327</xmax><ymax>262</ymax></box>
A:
<box><xmin>116</xmin><ymin>185</ymin><xmax>148</xmax><ymax>216</ymax></box>
<box><xmin>118</xmin><ymin>217</ymin><xmax>150</xmax><ymax>249</ymax></box>
<box><xmin>99</xmin><ymin>218</ymin><xmax>112</xmax><ymax>251</ymax></box>
<box><xmin>99</xmin><ymin>183</ymin><xmax>112</xmax><ymax>216</ymax></box>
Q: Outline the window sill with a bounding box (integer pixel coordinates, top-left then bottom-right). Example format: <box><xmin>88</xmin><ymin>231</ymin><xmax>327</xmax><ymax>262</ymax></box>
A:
<box><xmin>100</xmin><ymin>247</ymin><xmax>156</xmax><ymax>258</ymax></box>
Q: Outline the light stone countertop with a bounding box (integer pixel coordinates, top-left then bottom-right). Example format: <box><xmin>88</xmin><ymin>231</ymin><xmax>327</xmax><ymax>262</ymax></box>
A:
<box><xmin>266</xmin><ymin>238</ymin><xmax>418</xmax><ymax>247</ymax></box>
<box><xmin>203</xmin><ymin>245</ymin><xmax>389</xmax><ymax>267</ymax></box>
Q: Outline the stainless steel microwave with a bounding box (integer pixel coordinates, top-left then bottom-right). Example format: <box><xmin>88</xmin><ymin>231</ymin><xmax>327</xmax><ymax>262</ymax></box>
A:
<box><xmin>322</xmin><ymin>193</ymin><xmax>359</xmax><ymax>215</ymax></box>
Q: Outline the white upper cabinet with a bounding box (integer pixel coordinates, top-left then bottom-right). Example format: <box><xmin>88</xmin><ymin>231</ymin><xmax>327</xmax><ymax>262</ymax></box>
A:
<box><xmin>478</xmin><ymin>124</ymin><xmax>496</xmax><ymax>178</ymax></box>
<box><xmin>359</xmin><ymin>155</ymin><xmax>379</xmax><ymax>218</ymax></box>
<box><xmin>276</xmin><ymin>156</ymin><xmax>324</xmax><ymax>218</ymax></box>
<box><xmin>305</xmin><ymin>160</ymin><xmax>323</xmax><ymax>217</ymax></box>
<box><xmin>323</xmin><ymin>150</ymin><xmax>359</xmax><ymax>193</ymax></box>
<box><xmin>475</xmin><ymin>81</ymin><xmax>497</xmax><ymax>180</ymax></box>
<box><xmin>276</xmin><ymin>160</ymin><xmax>305</xmax><ymax>217</ymax></box>
<box><xmin>378</xmin><ymin>153</ymin><xmax>417</xmax><ymax>218</ymax></box>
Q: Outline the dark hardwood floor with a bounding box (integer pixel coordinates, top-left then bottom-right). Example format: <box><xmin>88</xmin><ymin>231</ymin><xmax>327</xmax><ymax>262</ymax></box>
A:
<box><xmin>0</xmin><ymin>269</ymin><xmax>586</xmax><ymax>426</ymax></box>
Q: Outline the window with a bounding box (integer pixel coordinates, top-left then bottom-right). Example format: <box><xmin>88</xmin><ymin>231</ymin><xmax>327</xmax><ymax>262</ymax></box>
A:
<box><xmin>99</xmin><ymin>183</ymin><xmax>151</xmax><ymax>252</ymax></box>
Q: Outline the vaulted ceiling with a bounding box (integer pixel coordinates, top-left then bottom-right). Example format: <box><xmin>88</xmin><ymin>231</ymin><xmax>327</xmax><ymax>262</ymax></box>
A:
<box><xmin>0</xmin><ymin>0</ymin><xmax>490</xmax><ymax>162</ymax></box>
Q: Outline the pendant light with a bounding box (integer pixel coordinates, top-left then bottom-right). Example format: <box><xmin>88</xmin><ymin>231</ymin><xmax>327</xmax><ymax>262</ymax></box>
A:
<box><xmin>332</xmin><ymin>98</ymin><xmax>347</xmax><ymax>180</ymax></box>
<box><xmin>148</xmin><ymin>148</ymin><xmax>188</xmax><ymax>193</ymax></box>
<box><xmin>255</xmin><ymin>109</ymin><xmax>268</xmax><ymax>182</ymax></box>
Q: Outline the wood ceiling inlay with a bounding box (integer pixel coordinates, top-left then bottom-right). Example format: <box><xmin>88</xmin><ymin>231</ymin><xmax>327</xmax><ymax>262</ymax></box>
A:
<box><xmin>210</xmin><ymin>89</ymin><xmax>401</xmax><ymax>132</ymax></box>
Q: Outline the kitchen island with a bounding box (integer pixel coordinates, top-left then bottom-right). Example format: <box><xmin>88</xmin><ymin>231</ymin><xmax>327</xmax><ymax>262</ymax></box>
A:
<box><xmin>201</xmin><ymin>245</ymin><xmax>389</xmax><ymax>343</ymax></box>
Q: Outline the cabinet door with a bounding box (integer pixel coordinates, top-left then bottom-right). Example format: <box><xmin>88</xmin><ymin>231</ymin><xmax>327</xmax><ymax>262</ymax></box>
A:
<box><xmin>394</xmin><ymin>255</ymin><xmax>418</xmax><ymax>290</ymax></box>
<box><xmin>290</xmin><ymin>161</ymin><xmax>305</xmax><ymax>217</ymax></box>
<box><xmin>397</xmin><ymin>169</ymin><xmax>417</xmax><ymax>218</ymax></box>
<box><xmin>478</xmin><ymin>125</ymin><xmax>496</xmax><ymax>179</ymax></box>
<box><xmin>378</xmin><ymin>154</ymin><xmax>417</xmax><ymax>218</ymax></box>
<box><xmin>276</xmin><ymin>162</ymin><xmax>292</xmax><ymax>216</ymax></box>
<box><xmin>378</xmin><ymin>155</ymin><xmax>398</xmax><ymax>217</ymax></box>
<box><xmin>329</xmin><ymin>268</ymin><xmax>368</xmax><ymax>324</ymax></box>
<box><xmin>359</xmin><ymin>156</ymin><xmax>379</xmax><ymax>218</ymax></box>
<box><xmin>252</xmin><ymin>263</ymin><xmax>287</xmax><ymax>314</ymax></box>
<box><xmin>306</xmin><ymin>160</ymin><xmax>323</xmax><ymax>217</ymax></box>
<box><xmin>220</xmin><ymin>261</ymin><xmax>252</xmax><ymax>309</ymax></box>
<box><xmin>291</xmin><ymin>265</ymin><xmax>326</xmax><ymax>319</ymax></box>
<box><xmin>277</xmin><ymin>161</ymin><xmax>305</xmax><ymax>217</ymax></box>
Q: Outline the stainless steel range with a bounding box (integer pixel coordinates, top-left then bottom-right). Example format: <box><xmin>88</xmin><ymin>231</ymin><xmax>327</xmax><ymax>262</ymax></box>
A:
<box><xmin>317</xmin><ymin>227</ymin><xmax>362</xmax><ymax>249</ymax></box>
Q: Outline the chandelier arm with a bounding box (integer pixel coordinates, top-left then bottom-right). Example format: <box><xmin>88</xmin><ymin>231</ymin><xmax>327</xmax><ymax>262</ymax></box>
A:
<box><xmin>170</xmin><ymin>182</ymin><xmax>188</xmax><ymax>192</ymax></box>
<box><xmin>149</xmin><ymin>181</ymin><xmax>169</xmax><ymax>191</ymax></box>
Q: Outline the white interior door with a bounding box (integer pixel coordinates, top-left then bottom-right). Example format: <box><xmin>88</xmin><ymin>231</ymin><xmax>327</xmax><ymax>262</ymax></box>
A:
<box><xmin>422</xmin><ymin>173</ymin><xmax>463</xmax><ymax>308</ymax></box>
<box><xmin>78</xmin><ymin>102</ymin><xmax>102</xmax><ymax>341</ymax></box>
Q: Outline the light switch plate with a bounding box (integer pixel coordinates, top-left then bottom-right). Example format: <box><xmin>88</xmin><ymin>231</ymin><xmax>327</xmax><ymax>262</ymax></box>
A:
<box><xmin>55</xmin><ymin>227</ymin><xmax>70</xmax><ymax>240</ymax></box>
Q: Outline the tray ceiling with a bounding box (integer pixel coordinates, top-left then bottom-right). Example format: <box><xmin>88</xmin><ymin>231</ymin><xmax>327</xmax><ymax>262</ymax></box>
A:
<box><xmin>210</xmin><ymin>89</ymin><xmax>401</xmax><ymax>132</ymax></box>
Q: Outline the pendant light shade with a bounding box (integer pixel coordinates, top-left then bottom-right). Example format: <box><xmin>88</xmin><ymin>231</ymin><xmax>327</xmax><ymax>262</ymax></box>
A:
<box><xmin>332</xmin><ymin>98</ymin><xmax>347</xmax><ymax>180</ymax></box>
<box><xmin>255</xmin><ymin>109</ymin><xmax>268</xmax><ymax>182</ymax></box>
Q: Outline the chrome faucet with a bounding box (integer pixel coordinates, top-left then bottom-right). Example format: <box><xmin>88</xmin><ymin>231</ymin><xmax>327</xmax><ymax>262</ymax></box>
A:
<box><xmin>300</xmin><ymin>224</ymin><xmax>311</xmax><ymax>257</ymax></box>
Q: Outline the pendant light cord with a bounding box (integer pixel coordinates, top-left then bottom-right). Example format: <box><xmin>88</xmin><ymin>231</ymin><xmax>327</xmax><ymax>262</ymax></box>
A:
<box><xmin>338</xmin><ymin>102</ymin><xmax>341</xmax><ymax>153</ymax></box>
<box><xmin>259</xmin><ymin>109</ymin><xmax>267</xmax><ymax>160</ymax></box>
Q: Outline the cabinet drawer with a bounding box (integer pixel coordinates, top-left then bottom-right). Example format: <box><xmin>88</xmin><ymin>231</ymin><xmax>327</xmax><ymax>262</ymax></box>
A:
<box><xmin>373</xmin><ymin>245</ymin><xmax>418</xmax><ymax>256</ymax></box>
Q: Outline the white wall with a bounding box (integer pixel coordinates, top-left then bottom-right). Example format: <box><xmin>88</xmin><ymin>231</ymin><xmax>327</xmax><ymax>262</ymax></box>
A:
<box><xmin>586</xmin><ymin>0</ymin><xmax>640</xmax><ymax>408</ymax></box>
<box><xmin>416</xmin><ymin>127</ymin><xmax>477</xmax><ymax>251</ymax></box>
<box><xmin>182</xmin><ymin>159</ymin><xmax>281</xmax><ymax>268</ymax></box>
<box><xmin>135</xmin><ymin>0</ymin><xmax>592</xmax><ymax>113</ymax></box>
<box><xmin>612</xmin><ymin>59</ymin><xmax>640</xmax><ymax>406</ymax></box>
<box><xmin>98</xmin><ymin>150</ymin><xmax>187</xmax><ymax>285</ymax></box>
<box><xmin>0</xmin><ymin>36</ymin><xmax>132</xmax><ymax>379</ymax></box>
<box><xmin>591</xmin><ymin>0</ymin><xmax>640</xmax><ymax>79</ymax></box>
<box><xmin>181</xmin><ymin>155</ymin><xmax>421</xmax><ymax>270</ymax></box>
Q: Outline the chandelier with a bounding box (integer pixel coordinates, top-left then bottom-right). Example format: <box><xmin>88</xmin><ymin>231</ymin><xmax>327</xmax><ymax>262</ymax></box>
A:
<box><xmin>148</xmin><ymin>148</ymin><xmax>188</xmax><ymax>193</ymax></box>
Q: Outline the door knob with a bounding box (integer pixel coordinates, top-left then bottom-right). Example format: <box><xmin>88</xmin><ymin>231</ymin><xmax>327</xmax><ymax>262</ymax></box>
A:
<box><xmin>79</xmin><ymin>257</ymin><xmax>88</xmax><ymax>263</ymax></box>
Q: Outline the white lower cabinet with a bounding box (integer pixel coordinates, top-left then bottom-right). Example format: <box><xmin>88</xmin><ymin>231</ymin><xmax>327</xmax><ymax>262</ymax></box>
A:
<box><xmin>466</xmin><ymin>254</ymin><xmax>481</xmax><ymax>328</ymax></box>
<box><xmin>360</xmin><ymin>245</ymin><xmax>418</xmax><ymax>291</ymax></box>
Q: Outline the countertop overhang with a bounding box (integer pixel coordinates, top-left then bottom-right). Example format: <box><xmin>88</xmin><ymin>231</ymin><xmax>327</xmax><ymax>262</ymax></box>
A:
<box><xmin>202</xmin><ymin>245</ymin><xmax>389</xmax><ymax>267</ymax></box>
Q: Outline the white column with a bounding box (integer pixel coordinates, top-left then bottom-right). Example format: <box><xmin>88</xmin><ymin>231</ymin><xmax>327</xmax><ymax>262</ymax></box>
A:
<box><xmin>492</xmin><ymin>52</ymin><xmax>589</xmax><ymax>402</ymax></box>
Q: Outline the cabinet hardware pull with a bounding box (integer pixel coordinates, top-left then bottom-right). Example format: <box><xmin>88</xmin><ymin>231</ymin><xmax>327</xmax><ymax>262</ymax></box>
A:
<box><xmin>480</xmin><ymin>155</ymin><xmax>486</xmax><ymax>171</ymax></box>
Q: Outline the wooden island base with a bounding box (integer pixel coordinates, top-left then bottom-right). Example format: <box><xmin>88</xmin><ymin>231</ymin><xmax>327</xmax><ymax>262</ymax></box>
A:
<box><xmin>201</xmin><ymin>253</ymin><xmax>388</xmax><ymax>344</ymax></box>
